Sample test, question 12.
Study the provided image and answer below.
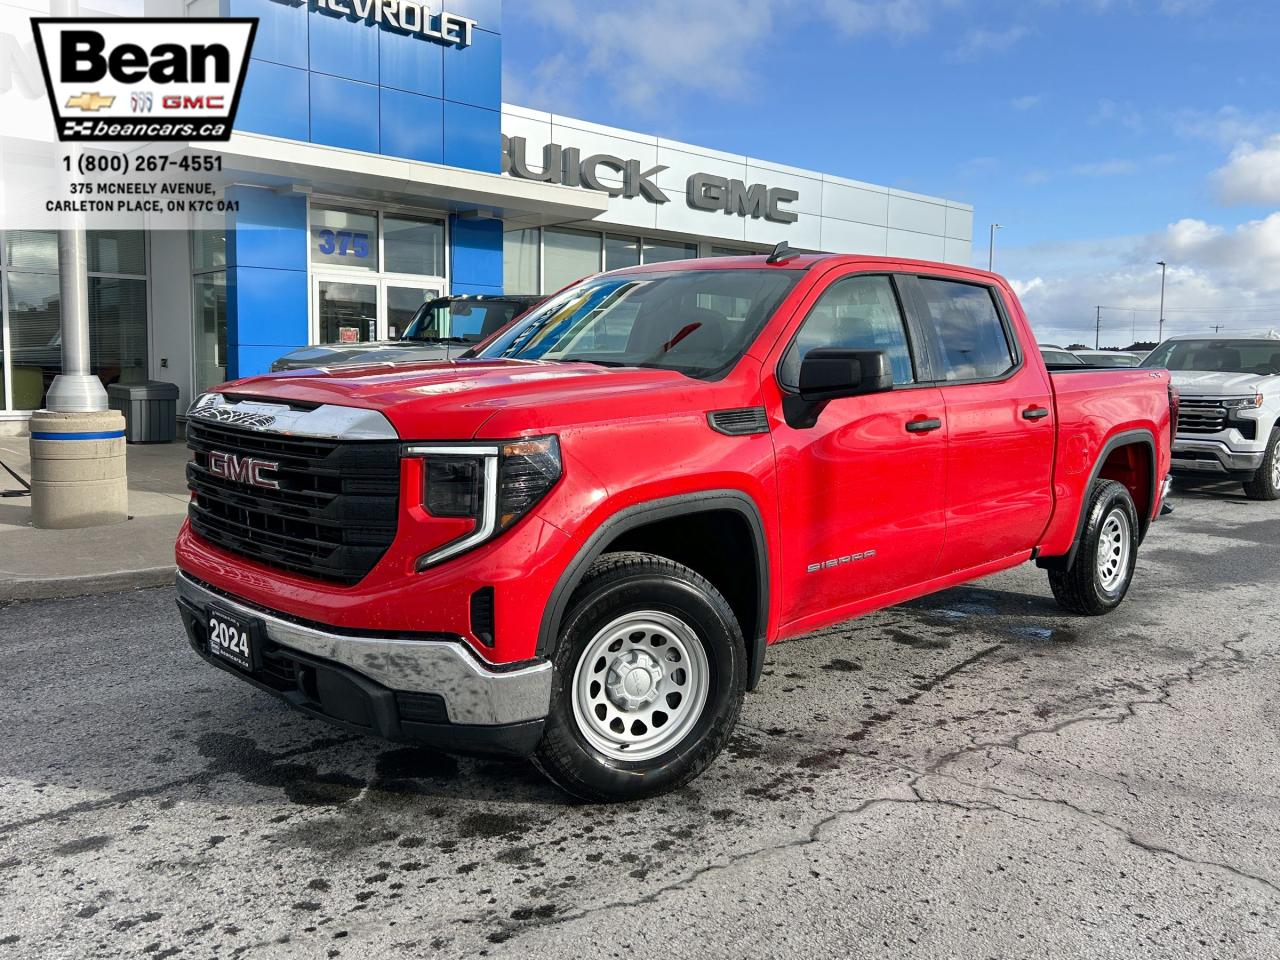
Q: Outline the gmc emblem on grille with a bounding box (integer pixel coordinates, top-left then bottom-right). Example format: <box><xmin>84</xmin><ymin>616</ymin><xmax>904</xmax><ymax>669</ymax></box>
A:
<box><xmin>208</xmin><ymin>451</ymin><xmax>280</xmax><ymax>490</ymax></box>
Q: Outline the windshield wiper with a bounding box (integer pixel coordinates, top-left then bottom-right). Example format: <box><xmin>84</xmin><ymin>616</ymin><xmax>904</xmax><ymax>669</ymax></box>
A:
<box><xmin>402</xmin><ymin>336</ymin><xmax>474</xmax><ymax>345</ymax></box>
<box><xmin>552</xmin><ymin>357</ymin><xmax>630</xmax><ymax>368</ymax></box>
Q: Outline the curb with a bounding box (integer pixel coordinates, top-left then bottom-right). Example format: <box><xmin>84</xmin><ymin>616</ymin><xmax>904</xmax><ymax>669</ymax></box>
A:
<box><xmin>0</xmin><ymin>566</ymin><xmax>177</xmax><ymax>602</ymax></box>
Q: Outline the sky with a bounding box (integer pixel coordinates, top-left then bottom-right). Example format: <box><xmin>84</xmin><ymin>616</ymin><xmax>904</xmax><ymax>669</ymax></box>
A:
<box><xmin>502</xmin><ymin>0</ymin><xmax>1280</xmax><ymax>348</ymax></box>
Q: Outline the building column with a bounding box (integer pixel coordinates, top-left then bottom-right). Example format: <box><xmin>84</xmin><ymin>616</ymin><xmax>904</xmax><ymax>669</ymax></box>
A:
<box><xmin>224</xmin><ymin>186</ymin><xmax>310</xmax><ymax>379</ymax></box>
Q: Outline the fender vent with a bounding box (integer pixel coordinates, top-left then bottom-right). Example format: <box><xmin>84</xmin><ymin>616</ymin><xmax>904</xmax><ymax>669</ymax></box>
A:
<box><xmin>470</xmin><ymin>587</ymin><xmax>496</xmax><ymax>648</ymax></box>
<box><xmin>708</xmin><ymin>407</ymin><xmax>769</xmax><ymax>436</ymax></box>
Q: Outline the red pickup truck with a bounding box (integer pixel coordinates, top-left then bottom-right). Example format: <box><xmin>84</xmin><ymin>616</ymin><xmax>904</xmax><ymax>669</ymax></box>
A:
<box><xmin>175</xmin><ymin>251</ymin><xmax>1174</xmax><ymax>801</ymax></box>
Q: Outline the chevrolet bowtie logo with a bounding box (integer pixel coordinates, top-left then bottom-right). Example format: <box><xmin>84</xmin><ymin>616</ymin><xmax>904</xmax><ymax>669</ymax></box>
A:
<box><xmin>66</xmin><ymin>92</ymin><xmax>115</xmax><ymax>112</ymax></box>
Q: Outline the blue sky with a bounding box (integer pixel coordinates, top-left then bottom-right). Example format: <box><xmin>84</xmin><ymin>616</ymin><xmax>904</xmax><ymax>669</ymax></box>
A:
<box><xmin>503</xmin><ymin>0</ymin><xmax>1280</xmax><ymax>347</ymax></box>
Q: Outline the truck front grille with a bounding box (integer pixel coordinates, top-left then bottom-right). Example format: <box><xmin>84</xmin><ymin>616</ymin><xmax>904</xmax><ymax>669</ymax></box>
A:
<box><xmin>186</xmin><ymin>420</ymin><xmax>400</xmax><ymax>585</ymax></box>
<box><xmin>1177</xmin><ymin>398</ymin><xmax>1228</xmax><ymax>434</ymax></box>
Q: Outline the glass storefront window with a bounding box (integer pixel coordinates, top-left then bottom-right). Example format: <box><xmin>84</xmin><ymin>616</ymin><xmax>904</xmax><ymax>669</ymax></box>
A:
<box><xmin>5</xmin><ymin>231</ymin><xmax>58</xmax><ymax>272</ymax></box>
<box><xmin>642</xmin><ymin>239</ymin><xmax>698</xmax><ymax>265</ymax></box>
<box><xmin>311</xmin><ymin>206</ymin><xmax>378</xmax><ymax>272</ymax></box>
<box><xmin>6</xmin><ymin>272</ymin><xmax>59</xmax><ymax>410</ymax></box>
<box><xmin>88</xmin><ymin>231</ymin><xmax>147</xmax><ymax>275</ymax></box>
<box><xmin>193</xmin><ymin>231</ymin><xmax>227</xmax><ymax>272</ymax></box>
<box><xmin>384</xmin><ymin>216</ymin><xmax>445</xmax><ymax>277</ymax></box>
<box><xmin>386</xmin><ymin>285</ymin><xmax>440</xmax><ymax>339</ymax></box>
<box><xmin>544</xmin><ymin>228</ymin><xmax>601</xmax><ymax>293</ymax></box>
<box><xmin>89</xmin><ymin>277</ymin><xmax>148</xmax><ymax>385</ymax></box>
<box><xmin>193</xmin><ymin>272</ymin><xmax>227</xmax><ymax>393</ymax></box>
<box><xmin>605</xmin><ymin>235</ymin><xmax>641</xmax><ymax>272</ymax></box>
<box><xmin>318</xmin><ymin>280</ymin><xmax>378</xmax><ymax>343</ymax></box>
<box><xmin>503</xmin><ymin>228</ymin><xmax>539</xmax><ymax>295</ymax></box>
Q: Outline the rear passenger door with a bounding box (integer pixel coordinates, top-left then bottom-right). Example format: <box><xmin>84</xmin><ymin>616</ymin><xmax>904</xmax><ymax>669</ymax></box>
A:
<box><xmin>768</xmin><ymin>272</ymin><xmax>948</xmax><ymax>629</ymax></box>
<box><xmin>901</xmin><ymin>275</ymin><xmax>1055</xmax><ymax>574</ymax></box>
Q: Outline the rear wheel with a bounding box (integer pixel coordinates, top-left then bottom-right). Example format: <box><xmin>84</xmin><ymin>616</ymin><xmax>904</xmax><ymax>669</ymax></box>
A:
<box><xmin>1048</xmin><ymin>479</ymin><xmax>1140</xmax><ymax>616</ymax></box>
<box><xmin>1242</xmin><ymin>426</ymin><xmax>1280</xmax><ymax>501</ymax></box>
<box><xmin>533</xmin><ymin>552</ymin><xmax>746</xmax><ymax>802</ymax></box>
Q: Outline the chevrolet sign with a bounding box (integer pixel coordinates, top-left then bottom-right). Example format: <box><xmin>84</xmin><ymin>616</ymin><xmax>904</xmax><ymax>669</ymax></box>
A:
<box><xmin>269</xmin><ymin>0</ymin><xmax>478</xmax><ymax>48</ymax></box>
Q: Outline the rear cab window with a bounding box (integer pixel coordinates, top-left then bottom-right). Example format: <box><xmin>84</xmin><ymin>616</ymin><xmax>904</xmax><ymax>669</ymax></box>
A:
<box><xmin>917</xmin><ymin>278</ymin><xmax>1017</xmax><ymax>381</ymax></box>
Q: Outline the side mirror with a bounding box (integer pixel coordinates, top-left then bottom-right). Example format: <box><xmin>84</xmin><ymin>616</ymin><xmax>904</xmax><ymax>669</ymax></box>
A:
<box><xmin>798</xmin><ymin>348</ymin><xmax>894</xmax><ymax>401</ymax></box>
<box><xmin>784</xmin><ymin>348</ymin><xmax>893</xmax><ymax>429</ymax></box>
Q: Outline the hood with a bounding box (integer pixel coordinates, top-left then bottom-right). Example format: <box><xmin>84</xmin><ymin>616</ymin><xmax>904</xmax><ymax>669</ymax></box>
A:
<box><xmin>1167</xmin><ymin>370</ymin><xmax>1277</xmax><ymax>396</ymax></box>
<box><xmin>273</xmin><ymin>341</ymin><xmax>457</xmax><ymax>370</ymax></box>
<box><xmin>221</xmin><ymin>358</ymin><xmax>715</xmax><ymax>439</ymax></box>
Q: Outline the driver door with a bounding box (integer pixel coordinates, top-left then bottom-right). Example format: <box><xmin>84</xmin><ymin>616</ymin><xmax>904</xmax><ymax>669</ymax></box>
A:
<box><xmin>766</xmin><ymin>272</ymin><xmax>948</xmax><ymax>632</ymax></box>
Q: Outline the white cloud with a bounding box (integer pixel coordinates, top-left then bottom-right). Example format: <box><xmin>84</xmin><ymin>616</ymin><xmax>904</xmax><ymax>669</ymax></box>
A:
<box><xmin>1091</xmin><ymin>97</ymin><xmax>1145</xmax><ymax>133</ymax></box>
<box><xmin>949</xmin><ymin>25</ymin><xmax>1030</xmax><ymax>61</ymax></box>
<box><xmin>1214</xmin><ymin>135</ymin><xmax>1280</xmax><ymax>206</ymax></box>
<box><xmin>1071</xmin><ymin>159</ymin><xmax>1141</xmax><ymax>177</ymax></box>
<box><xmin>999</xmin><ymin>215</ymin><xmax>1280</xmax><ymax>346</ymax></box>
<box><xmin>1175</xmin><ymin>106</ymin><xmax>1280</xmax><ymax>146</ymax></box>
<box><xmin>1011</xmin><ymin>94</ymin><xmax>1043</xmax><ymax>111</ymax></box>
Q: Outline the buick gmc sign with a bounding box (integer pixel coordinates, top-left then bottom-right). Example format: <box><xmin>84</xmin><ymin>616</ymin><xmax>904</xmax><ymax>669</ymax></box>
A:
<box><xmin>31</xmin><ymin>18</ymin><xmax>255</xmax><ymax>142</ymax></box>
<box><xmin>503</xmin><ymin>136</ymin><xmax>800</xmax><ymax>225</ymax></box>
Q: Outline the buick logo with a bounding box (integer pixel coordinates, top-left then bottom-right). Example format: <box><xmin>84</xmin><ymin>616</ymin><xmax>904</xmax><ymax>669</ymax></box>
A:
<box><xmin>209</xmin><ymin>451</ymin><xmax>280</xmax><ymax>490</ymax></box>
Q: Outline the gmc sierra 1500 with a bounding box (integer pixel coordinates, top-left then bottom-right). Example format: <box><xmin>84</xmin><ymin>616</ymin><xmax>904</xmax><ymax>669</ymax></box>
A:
<box><xmin>175</xmin><ymin>250</ymin><xmax>1174</xmax><ymax>801</ymax></box>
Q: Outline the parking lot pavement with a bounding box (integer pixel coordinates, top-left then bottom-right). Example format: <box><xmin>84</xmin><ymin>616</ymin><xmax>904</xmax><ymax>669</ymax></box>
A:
<box><xmin>1</xmin><ymin>481</ymin><xmax>1278</xmax><ymax>959</ymax></box>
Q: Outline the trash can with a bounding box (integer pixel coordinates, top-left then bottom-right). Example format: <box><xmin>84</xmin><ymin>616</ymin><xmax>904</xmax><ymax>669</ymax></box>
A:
<box><xmin>107</xmin><ymin>381</ymin><xmax>181</xmax><ymax>444</ymax></box>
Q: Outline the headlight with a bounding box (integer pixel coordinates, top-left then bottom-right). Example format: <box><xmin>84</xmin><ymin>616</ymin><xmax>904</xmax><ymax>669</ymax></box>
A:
<box><xmin>1222</xmin><ymin>393</ymin><xmax>1264</xmax><ymax>410</ymax></box>
<box><xmin>406</xmin><ymin>436</ymin><xmax>562</xmax><ymax>569</ymax></box>
<box><xmin>188</xmin><ymin>392</ymin><xmax>226</xmax><ymax>416</ymax></box>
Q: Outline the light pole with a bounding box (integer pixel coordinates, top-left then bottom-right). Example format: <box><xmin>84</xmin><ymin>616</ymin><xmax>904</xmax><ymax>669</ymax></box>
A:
<box><xmin>1156</xmin><ymin>260</ymin><xmax>1168</xmax><ymax>344</ymax></box>
<box><xmin>988</xmin><ymin>223</ymin><xmax>1003</xmax><ymax>272</ymax></box>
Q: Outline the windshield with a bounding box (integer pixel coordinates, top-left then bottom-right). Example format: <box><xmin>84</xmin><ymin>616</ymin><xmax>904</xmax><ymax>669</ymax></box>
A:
<box><xmin>475</xmin><ymin>269</ymin><xmax>801</xmax><ymax>379</ymax></box>
<box><xmin>402</xmin><ymin>300</ymin><xmax>526</xmax><ymax>343</ymax></box>
<box><xmin>1142</xmin><ymin>339</ymin><xmax>1280</xmax><ymax>376</ymax></box>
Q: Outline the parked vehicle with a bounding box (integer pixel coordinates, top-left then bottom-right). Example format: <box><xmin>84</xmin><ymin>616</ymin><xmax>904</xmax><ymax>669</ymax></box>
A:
<box><xmin>269</xmin><ymin>295</ymin><xmax>541</xmax><ymax>372</ymax></box>
<box><xmin>1073</xmin><ymin>350</ymin><xmax>1142</xmax><ymax>368</ymax></box>
<box><xmin>1142</xmin><ymin>333</ymin><xmax>1280</xmax><ymax>499</ymax></box>
<box><xmin>1040</xmin><ymin>346</ymin><xmax>1086</xmax><ymax>367</ymax></box>
<box><xmin>176</xmin><ymin>251</ymin><xmax>1174</xmax><ymax>801</ymax></box>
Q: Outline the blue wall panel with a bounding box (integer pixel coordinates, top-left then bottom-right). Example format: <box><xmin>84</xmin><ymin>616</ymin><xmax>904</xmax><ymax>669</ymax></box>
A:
<box><xmin>443</xmin><ymin>29</ymin><xmax>500</xmax><ymax>109</ymax></box>
<box><xmin>310</xmin><ymin>74</ymin><xmax>380</xmax><ymax>154</ymax></box>
<box><xmin>228</xmin><ymin>0</ymin><xmax>308</xmax><ymax>68</ymax></box>
<box><xmin>225</xmin><ymin>188</ymin><xmax>309</xmax><ymax>379</ymax></box>
<box><xmin>308</xmin><ymin>7</ymin><xmax>378</xmax><ymax>85</ymax></box>
<box><xmin>380</xmin><ymin>27</ymin><xmax>443</xmax><ymax>98</ymax></box>
<box><xmin>230</xmin><ymin>0</ymin><xmax>502</xmax><ymax>171</ymax></box>
<box><xmin>450</xmin><ymin>216</ymin><xmax>503</xmax><ymax>293</ymax></box>
<box><xmin>380</xmin><ymin>88</ymin><xmax>444</xmax><ymax>164</ymax></box>
<box><xmin>236</xmin><ymin>59</ymin><xmax>309</xmax><ymax>142</ymax></box>
<box><xmin>443</xmin><ymin>101</ymin><xmax>501</xmax><ymax>173</ymax></box>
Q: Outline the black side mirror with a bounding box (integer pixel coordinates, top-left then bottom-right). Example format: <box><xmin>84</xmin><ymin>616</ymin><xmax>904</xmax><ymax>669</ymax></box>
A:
<box><xmin>784</xmin><ymin>348</ymin><xmax>893</xmax><ymax>428</ymax></box>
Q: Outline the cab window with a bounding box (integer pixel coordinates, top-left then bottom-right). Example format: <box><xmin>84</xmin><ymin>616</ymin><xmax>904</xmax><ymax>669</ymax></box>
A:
<box><xmin>779</xmin><ymin>275</ymin><xmax>915</xmax><ymax>390</ymax></box>
<box><xmin>918</xmin><ymin>279</ymin><xmax>1016</xmax><ymax>381</ymax></box>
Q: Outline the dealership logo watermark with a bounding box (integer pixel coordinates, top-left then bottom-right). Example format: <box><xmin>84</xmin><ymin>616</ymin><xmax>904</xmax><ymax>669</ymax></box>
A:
<box><xmin>31</xmin><ymin>18</ymin><xmax>256</xmax><ymax>142</ymax></box>
<box><xmin>503</xmin><ymin>136</ymin><xmax>800</xmax><ymax>225</ymax></box>
<box><xmin>269</xmin><ymin>0</ymin><xmax>478</xmax><ymax>47</ymax></box>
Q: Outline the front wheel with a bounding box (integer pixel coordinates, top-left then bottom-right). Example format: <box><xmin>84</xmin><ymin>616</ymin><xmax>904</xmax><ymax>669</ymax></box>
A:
<box><xmin>1048</xmin><ymin>479</ymin><xmax>1140</xmax><ymax>616</ymax></box>
<box><xmin>1242</xmin><ymin>426</ymin><xmax>1280</xmax><ymax>501</ymax></box>
<box><xmin>533</xmin><ymin>552</ymin><xmax>746</xmax><ymax>802</ymax></box>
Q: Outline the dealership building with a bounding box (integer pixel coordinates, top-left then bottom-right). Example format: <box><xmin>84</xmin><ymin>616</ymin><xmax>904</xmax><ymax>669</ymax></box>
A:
<box><xmin>0</xmin><ymin>0</ymin><xmax>973</xmax><ymax>427</ymax></box>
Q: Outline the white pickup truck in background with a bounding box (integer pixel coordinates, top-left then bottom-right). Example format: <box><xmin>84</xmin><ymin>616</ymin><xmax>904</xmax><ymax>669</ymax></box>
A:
<box><xmin>1143</xmin><ymin>332</ymin><xmax>1280</xmax><ymax>499</ymax></box>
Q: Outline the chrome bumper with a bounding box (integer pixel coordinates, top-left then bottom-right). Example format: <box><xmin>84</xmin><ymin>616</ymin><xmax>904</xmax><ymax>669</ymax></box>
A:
<box><xmin>175</xmin><ymin>573</ymin><xmax>551</xmax><ymax>726</ymax></box>
<box><xmin>1171</xmin><ymin>439</ymin><xmax>1265</xmax><ymax>474</ymax></box>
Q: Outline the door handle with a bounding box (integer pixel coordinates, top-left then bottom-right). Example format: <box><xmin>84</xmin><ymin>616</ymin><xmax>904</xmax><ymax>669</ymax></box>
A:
<box><xmin>1022</xmin><ymin>406</ymin><xmax>1051</xmax><ymax>421</ymax></box>
<box><xmin>905</xmin><ymin>418</ymin><xmax>943</xmax><ymax>434</ymax></box>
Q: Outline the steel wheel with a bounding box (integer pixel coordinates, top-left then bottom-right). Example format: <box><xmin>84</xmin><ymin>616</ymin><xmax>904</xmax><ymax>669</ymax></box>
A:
<box><xmin>1096</xmin><ymin>507</ymin><xmax>1131</xmax><ymax>593</ymax></box>
<box><xmin>570</xmin><ymin>610</ymin><xmax>711</xmax><ymax>763</ymax></box>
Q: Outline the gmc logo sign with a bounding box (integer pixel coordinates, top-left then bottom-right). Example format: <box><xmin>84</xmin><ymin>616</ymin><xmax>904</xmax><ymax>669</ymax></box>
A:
<box><xmin>209</xmin><ymin>451</ymin><xmax>281</xmax><ymax>490</ymax></box>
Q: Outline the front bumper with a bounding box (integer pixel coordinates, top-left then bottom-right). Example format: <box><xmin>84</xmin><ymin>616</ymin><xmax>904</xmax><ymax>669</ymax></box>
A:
<box><xmin>175</xmin><ymin>573</ymin><xmax>552</xmax><ymax>756</ymax></box>
<box><xmin>1171</xmin><ymin>438</ymin><xmax>1265</xmax><ymax>476</ymax></box>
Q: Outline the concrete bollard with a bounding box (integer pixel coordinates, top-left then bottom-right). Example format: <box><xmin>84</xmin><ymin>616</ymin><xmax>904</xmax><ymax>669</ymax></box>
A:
<box><xmin>29</xmin><ymin>410</ymin><xmax>128</xmax><ymax>529</ymax></box>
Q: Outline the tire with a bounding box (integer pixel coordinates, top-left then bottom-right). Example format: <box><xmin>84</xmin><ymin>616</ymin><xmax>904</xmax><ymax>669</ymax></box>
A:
<box><xmin>1242</xmin><ymin>427</ymin><xmax>1280</xmax><ymax>501</ymax></box>
<box><xmin>533</xmin><ymin>551</ymin><xmax>746</xmax><ymax>803</ymax></box>
<box><xmin>1048</xmin><ymin>479</ymin><xmax>1140</xmax><ymax>616</ymax></box>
